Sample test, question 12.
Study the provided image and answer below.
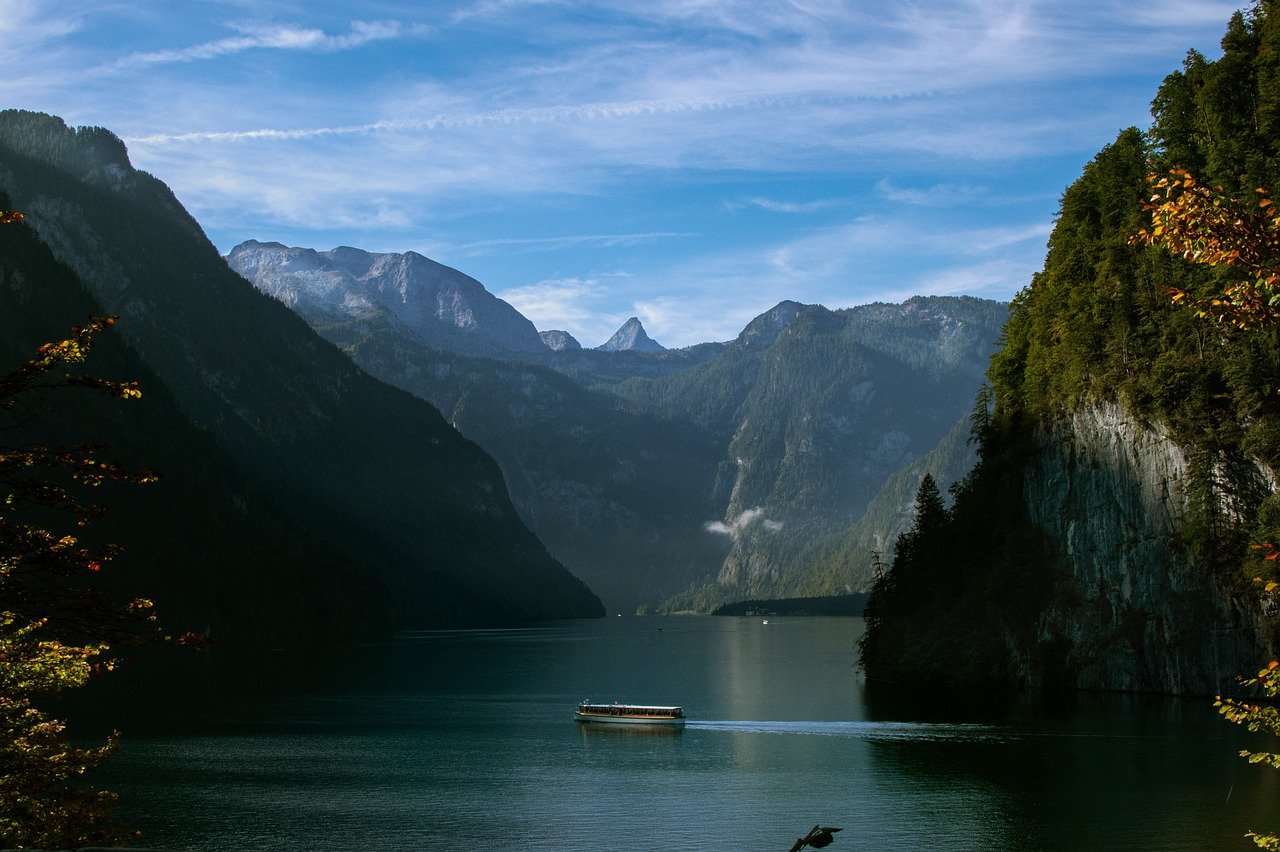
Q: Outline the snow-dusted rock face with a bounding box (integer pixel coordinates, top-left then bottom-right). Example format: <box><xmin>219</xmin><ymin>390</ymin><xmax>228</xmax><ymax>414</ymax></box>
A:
<box><xmin>227</xmin><ymin>240</ymin><xmax>549</xmax><ymax>358</ymax></box>
<box><xmin>1018</xmin><ymin>402</ymin><xmax>1269</xmax><ymax>695</ymax></box>
<box><xmin>539</xmin><ymin>329</ymin><xmax>582</xmax><ymax>351</ymax></box>
<box><xmin>597</xmin><ymin>317</ymin><xmax>665</xmax><ymax>352</ymax></box>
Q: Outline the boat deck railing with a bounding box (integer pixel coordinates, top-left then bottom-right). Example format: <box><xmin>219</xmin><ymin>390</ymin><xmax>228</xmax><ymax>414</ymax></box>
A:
<box><xmin>576</xmin><ymin>703</ymin><xmax>684</xmax><ymax>718</ymax></box>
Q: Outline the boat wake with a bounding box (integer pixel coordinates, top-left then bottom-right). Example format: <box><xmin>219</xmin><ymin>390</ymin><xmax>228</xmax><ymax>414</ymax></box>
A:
<box><xmin>685</xmin><ymin>719</ymin><xmax>1006</xmax><ymax>743</ymax></box>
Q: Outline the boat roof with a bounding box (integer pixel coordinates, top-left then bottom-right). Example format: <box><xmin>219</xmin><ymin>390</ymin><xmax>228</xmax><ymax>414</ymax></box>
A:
<box><xmin>578</xmin><ymin>702</ymin><xmax>682</xmax><ymax>711</ymax></box>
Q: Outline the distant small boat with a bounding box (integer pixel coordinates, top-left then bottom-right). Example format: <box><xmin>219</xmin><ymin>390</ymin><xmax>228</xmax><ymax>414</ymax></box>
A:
<box><xmin>574</xmin><ymin>702</ymin><xmax>686</xmax><ymax>726</ymax></box>
<box><xmin>762</xmin><ymin>619</ymin><xmax>770</xmax><ymax>625</ymax></box>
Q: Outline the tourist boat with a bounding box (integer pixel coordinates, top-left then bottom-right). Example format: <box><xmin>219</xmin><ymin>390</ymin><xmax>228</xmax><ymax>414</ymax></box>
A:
<box><xmin>574</xmin><ymin>701</ymin><xmax>687</xmax><ymax>726</ymax></box>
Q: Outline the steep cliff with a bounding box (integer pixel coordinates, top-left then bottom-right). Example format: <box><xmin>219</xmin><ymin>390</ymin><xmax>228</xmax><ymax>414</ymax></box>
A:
<box><xmin>0</xmin><ymin>199</ymin><xmax>395</xmax><ymax>643</ymax></box>
<box><xmin>1018</xmin><ymin>404</ymin><xmax>1268</xmax><ymax>694</ymax></box>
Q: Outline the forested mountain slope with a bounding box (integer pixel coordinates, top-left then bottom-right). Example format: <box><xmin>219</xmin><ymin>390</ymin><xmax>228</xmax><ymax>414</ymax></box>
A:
<box><xmin>611</xmin><ymin>296</ymin><xmax>1006</xmax><ymax>611</ymax></box>
<box><xmin>861</xmin><ymin>5</ymin><xmax>1280</xmax><ymax>695</ymax></box>
<box><xmin>0</xmin><ymin>110</ymin><xmax>603</xmax><ymax>628</ymax></box>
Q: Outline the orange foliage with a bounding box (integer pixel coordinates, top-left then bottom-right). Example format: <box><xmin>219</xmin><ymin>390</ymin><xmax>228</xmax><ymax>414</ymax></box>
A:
<box><xmin>1135</xmin><ymin>169</ymin><xmax>1280</xmax><ymax>330</ymax></box>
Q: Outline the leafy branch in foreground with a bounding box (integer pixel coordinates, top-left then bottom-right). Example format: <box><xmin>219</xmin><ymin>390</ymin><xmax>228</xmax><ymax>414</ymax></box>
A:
<box><xmin>1138</xmin><ymin>169</ymin><xmax>1280</xmax><ymax>849</ymax></box>
<box><xmin>0</xmin><ymin>273</ymin><xmax>195</xmax><ymax>843</ymax></box>
<box><xmin>1136</xmin><ymin>168</ymin><xmax>1280</xmax><ymax>329</ymax></box>
<box><xmin>1217</xmin><ymin>661</ymin><xmax>1280</xmax><ymax>851</ymax></box>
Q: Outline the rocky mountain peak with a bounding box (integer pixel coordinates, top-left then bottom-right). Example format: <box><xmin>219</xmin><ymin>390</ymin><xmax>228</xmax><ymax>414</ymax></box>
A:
<box><xmin>226</xmin><ymin>241</ymin><xmax>549</xmax><ymax>358</ymax></box>
<box><xmin>540</xmin><ymin>330</ymin><xmax>582</xmax><ymax>351</ymax></box>
<box><xmin>735</xmin><ymin>300</ymin><xmax>810</xmax><ymax>350</ymax></box>
<box><xmin>598</xmin><ymin>317</ymin><xmax>665</xmax><ymax>352</ymax></box>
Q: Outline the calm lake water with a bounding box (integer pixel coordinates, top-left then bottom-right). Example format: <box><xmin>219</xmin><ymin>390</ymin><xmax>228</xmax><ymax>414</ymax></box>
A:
<box><xmin>82</xmin><ymin>616</ymin><xmax>1278</xmax><ymax>850</ymax></box>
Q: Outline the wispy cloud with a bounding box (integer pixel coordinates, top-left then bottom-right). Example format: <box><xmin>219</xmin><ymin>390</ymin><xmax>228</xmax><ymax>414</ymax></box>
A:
<box><xmin>108</xmin><ymin>20</ymin><xmax>404</xmax><ymax>69</ymax></box>
<box><xmin>125</xmin><ymin>89</ymin><xmax>823</xmax><ymax>145</ymax></box>
<box><xmin>734</xmin><ymin>197</ymin><xmax>852</xmax><ymax>214</ymax></box>
<box><xmin>455</xmin><ymin>232</ymin><xmax>697</xmax><ymax>255</ymax></box>
<box><xmin>6</xmin><ymin>0</ymin><xmax>1245</xmax><ymax>347</ymax></box>
<box><xmin>876</xmin><ymin>178</ymin><xmax>985</xmax><ymax>207</ymax></box>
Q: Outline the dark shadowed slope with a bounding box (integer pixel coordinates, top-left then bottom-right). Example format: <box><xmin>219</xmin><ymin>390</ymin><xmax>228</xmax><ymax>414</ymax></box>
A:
<box><xmin>0</xmin><ymin>111</ymin><xmax>602</xmax><ymax>627</ymax></box>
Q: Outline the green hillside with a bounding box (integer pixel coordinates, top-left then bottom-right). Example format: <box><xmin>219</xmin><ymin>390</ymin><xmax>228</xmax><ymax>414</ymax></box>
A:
<box><xmin>295</xmin><ymin>307</ymin><xmax>729</xmax><ymax>612</ymax></box>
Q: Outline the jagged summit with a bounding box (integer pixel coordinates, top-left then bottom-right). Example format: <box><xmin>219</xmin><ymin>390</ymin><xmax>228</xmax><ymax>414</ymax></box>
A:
<box><xmin>540</xmin><ymin>329</ymin><xmax>582</xmax><ymax>351</ymax></box>
<box><xmin>598</xmin><ymin>317</ymin><xmax>665</xmax><ymax>352</ymax></box>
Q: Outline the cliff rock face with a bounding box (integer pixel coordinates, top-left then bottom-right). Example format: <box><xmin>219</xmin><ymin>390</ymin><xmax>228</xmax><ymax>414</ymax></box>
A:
<box><xmin>1020</xmin><ymin>403</ymin><xmax>1267</xmax><ymax>694</ymax></box>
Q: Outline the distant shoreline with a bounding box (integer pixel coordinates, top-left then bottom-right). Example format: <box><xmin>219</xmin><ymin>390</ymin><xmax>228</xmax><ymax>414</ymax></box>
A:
<box><xmin>711</xmin><ymin>594</ymin><xmax>867</xmax><ymax>617</ymax></box>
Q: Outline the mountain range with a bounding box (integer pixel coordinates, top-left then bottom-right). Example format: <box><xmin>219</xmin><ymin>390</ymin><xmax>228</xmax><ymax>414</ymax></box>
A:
<box><xmin>229</xmin><ymin>240</ymin><xmax>1006</xmax><ymax>612</ymax></box>
<box><xmin>0</xmin><ymin>108</ymin><xmax>1007</xmax><ymax>631</ymax></box>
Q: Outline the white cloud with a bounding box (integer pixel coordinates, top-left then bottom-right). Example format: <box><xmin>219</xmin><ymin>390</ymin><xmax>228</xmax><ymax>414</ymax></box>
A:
<box><xmin>108</xmin><ymin>20</ymin><xmax>404</xmax><ymax>69</ymax></box>
<box><xmin>498</xmin><ymin>277</ymin><xmax>606</xmax><ymax>329</ymax></box>
<box><xmin>736</xmin><ymin>197</ymin><xmax>852</xmax><ymax>214</ymax></box>
<box><xmin>705</xmin><ymin>507</ymin><xmax>783</xmax><ymax>538</ymax></box>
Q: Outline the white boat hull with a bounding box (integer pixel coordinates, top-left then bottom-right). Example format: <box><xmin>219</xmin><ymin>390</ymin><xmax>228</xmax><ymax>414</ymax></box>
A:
<box><xmin>574</xmin><ymin>711</ymin><xmax>686</xmax><ymax>726</ymax></box>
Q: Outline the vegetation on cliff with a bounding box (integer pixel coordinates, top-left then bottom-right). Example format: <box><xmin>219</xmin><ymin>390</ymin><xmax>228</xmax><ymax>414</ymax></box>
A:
<box><xmin>861</xmin><ymin>1</ymin><xmax>1280</xmax><ymax>689</ymax></box>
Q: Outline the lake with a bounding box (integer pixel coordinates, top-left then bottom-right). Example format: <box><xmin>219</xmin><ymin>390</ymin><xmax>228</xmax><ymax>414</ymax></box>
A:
<box><xmin>84</xmin><ymin>616</ymin><xmax>1278</xmax><ymax>850</ymax></box>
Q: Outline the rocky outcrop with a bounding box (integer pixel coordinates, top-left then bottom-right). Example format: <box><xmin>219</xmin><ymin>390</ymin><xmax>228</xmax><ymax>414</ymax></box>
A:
<box><xmin>1019</xmin><ymin>402</ymin><xmax>1269</xmax><ymax>694</ymax></box>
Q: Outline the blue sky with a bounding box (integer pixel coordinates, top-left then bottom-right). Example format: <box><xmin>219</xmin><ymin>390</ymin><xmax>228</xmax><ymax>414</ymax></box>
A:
<box><xmin>2</xmin><ymin>1</ymin><xmax>1246</xmax><ymax>347</ymax></box>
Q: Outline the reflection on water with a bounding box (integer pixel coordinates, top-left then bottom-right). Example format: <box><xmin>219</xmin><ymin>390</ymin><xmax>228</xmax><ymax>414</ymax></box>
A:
<box><xmin>688</xmin><ymin>719</ymin><xmax>1005</xmax><ymax>742</ymax></box>
<box><xmin>81</xmin><ymin>616</ymin><xmax>1280</xmax><ymax>851</ymax></box>
<box><xmin>578</xmin><ymin>723</ymin><xmax>685</xmax><ymax>740</ymax></box>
